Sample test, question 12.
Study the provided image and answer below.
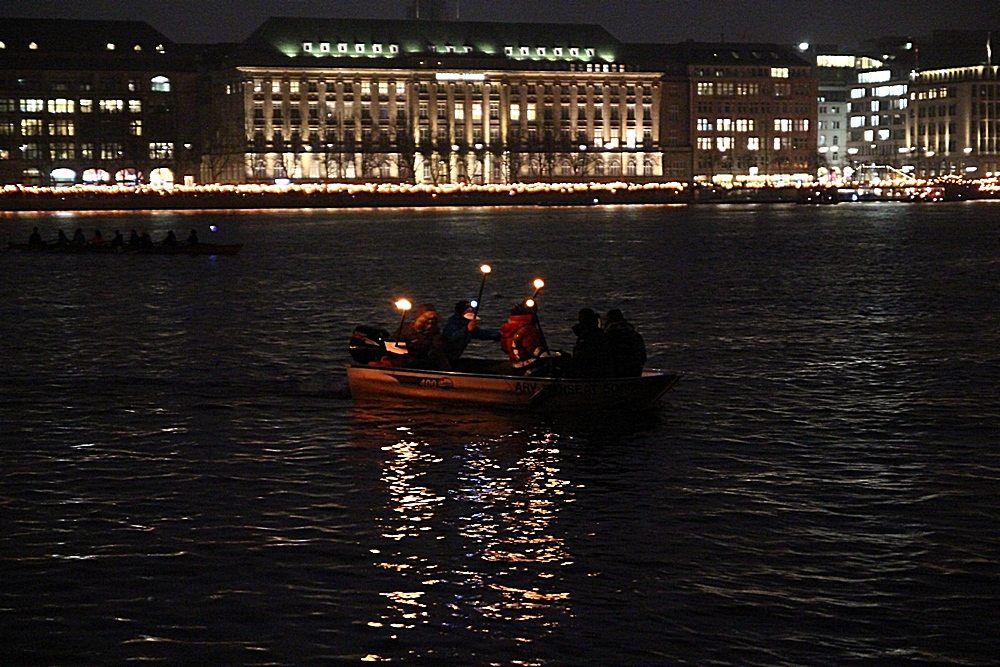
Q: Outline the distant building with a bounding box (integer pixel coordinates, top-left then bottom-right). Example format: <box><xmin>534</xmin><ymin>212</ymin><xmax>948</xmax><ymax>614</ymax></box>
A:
<box><xmin>905</xmin><ymin>31</ymin><xmax>999</xmax><ymax>179</ymax></box>
<box><xmin>813</xmin><ymin>47</ymin><xmax>855</xmax><ymax>182</ymax></box>
<box><xmin>0</xmin><ymin>15</ymin><xmax>820</xmax><ymax>187</ymax></box>
<box><xmin>845</xmin><ymin>37</ymin><xmax>914</xmax><ymax>181</ymax></box>
<box><xmin>0</xmin><ymin>19</ymin><xmax>201</xmax><ymax>186</ymax></box>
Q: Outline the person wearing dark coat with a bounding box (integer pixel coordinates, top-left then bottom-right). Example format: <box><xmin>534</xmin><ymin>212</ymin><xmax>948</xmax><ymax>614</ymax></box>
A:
<box><xmin>441</xmin><ymin>299</ymin><xmax>501</xmax><ymax>365</ymax></box>
<box><xmin>571</xmin><ymin>308</ymin><xmax>613</xmax><ymax>378</ymax></box>
<box><xmin>28</xmin><ymin>227</ymin><xmax>44</xmax><ymax>249</ymax></box>
<box><xmin>604</xmin><ymin>308</ymin><xmax>647</xmax><ymax>377</ymax></box>
<box><xmin>398</xmin><ymin>304</ymin><xmax>451</xmax><ymax>370</ymax></box>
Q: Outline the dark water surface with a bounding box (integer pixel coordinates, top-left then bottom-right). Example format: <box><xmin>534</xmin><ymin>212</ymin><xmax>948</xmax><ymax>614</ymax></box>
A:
<box><xmin>2</xmin><ymin>203</ymin><xmax>999</xmax><ymax>666</ymax></box>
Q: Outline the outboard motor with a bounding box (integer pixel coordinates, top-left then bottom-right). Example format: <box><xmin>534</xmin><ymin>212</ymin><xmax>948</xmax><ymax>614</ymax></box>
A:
<box><xmin>349</xmin><ymin>325</ymin><xmax>390</xmax><ymax>364</ymax></box>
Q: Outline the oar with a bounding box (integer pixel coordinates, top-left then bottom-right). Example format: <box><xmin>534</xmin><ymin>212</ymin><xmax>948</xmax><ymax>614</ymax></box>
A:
<box><xmin>472</xmin><ymin>264</ymin><xmax>491</xmax><ymax>320</ymax></box>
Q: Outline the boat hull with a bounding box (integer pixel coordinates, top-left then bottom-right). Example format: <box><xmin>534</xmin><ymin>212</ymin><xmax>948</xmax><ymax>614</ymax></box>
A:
<box><xmin>346</xmin><ymin>364</ymin><xmax>679</xmax><ymax>411</ymax></box>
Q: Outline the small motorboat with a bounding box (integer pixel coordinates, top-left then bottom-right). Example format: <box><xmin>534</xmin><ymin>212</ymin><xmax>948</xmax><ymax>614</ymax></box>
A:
<box><xmin>345</xmin><ymin>325</ymin><xmax>680</xmax><ymax>412</ymax></box>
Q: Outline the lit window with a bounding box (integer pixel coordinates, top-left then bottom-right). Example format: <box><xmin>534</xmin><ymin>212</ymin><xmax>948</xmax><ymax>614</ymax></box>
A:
<box><xmin>716</xmin><ymin>136</ymin><xmax>733</xmax><ymax>151</ymax></box>
<box><xmin>129</xmin><ymin>99</ymin><xmax>142</xmax><ymax>113</ymax></box>
<box><xmin>537</xmin><ymin>47</ymin><xmax>546</xmax><ymax>56</ymax></box>
<box><xmin>553</xmin><ymin>48</ymin><xmax>563</xmax><ymax>56</ymax></box>
<box><xmin>355</xmin><ymin>43</ymin><xmax>365</xmax><ymax>53</ymax></box>
<box><xmin>520</xmin><ymin>46</ymin><xmax>530</xmax><ymax>56</ymax></box>
<box><xmin>510</xmin><ymin>105</ymin><xmax>520</xmax><ymax>121</ymax></box>
<box><xmin>130</xmin><ymin>119</ymin><xmax>142</xmax><ymax>136</ymax></box>
<box><xmin>770</xmin><ymin>67</ymin><xmax>789</xmax><ymax>78</ymax></box>
<box><xmin>0</xmin><ymin>41</ymin><xmax>5</xmax><ymax>49</ymax></box>
<box><xmin>585</xmin><ymin>48</ymin><xmax>595</xmax><ymax>57</ymax></box>
<box><xmin>697</xmin><ymin>118</ymin><xmax>713</xmax><ymax>131</ymax></box>
<box><xmin>338</xmin><ymin>43</ymin><xmax>348</xmax><ymax>53</ymax></box>
<box><xmin>878</xmin><ymin>129</ymin><xmax>890</xmax><ymax>141</ymax></box>
<box><xmin>272</xmin><ymin>81</ymin><xmax>282</xmax><ymax>94</ymax></box>
<box><xmin>29</xmin><ymin>42</ymin><xmax>38</xmax><ymax>50</ymax></box>
<box><xmin>151</xmin><ymin>76</ymin><xmax>171</xmax><ymax>92</ymax></box>
<box><xmin>149</xmin><ymin>142</ymin><xmax>174</xmax><ymax>159</ymax></box>
<box><xmin>134</xmin><ymin>44</ymin><xmax>142</xmax><ymax>52</ymax></box>
<box><xmin>303</xmin><ymin>42</ymin><xmax>313</xmax><ymax>52</ymax></box>
<box><xmin>389</xmin><ymin>44</ymin><xmax>399</xmax><ymax>53</ymax></box>
<box><xmin>320</xmin><ymin>43</ymin><xmax>330</xmax><ymax>53</ymax></box>
<box><xmin>79</xmin><ymin>99</ymin><xmax>93</xmax><ymax>113</ymax></box>
<box><xmin>373</xmin><ymin>44</ymin><xmax>382</xmax><ymax>53</ymax></box>
<box><xmin>697</xmin><ymin>137</ymin><xmax>712</xmax><ymax>150</ymax></box>
<box><xmin>47</xmin><ymin>99</ymin><xmax>75</xmax><ymax>113</ymax></box>
<box><xmin>569</xmin><ymin>47</ymin><xmax>579</xmax><ymax>57</ymax></box>
<box><xmin>747</xmin><ymin>137</ymin><xmax>760</xmax><ymax>151</ymax></box>
<box><xmin>99</xmin><ymin>99</ymin><xmax>124</xmax><ymax>113</ymax></box>
<box><xmin>106</xmin><ymin>42</ymin><xmax>115</xmax><ymax>51</ymax></box>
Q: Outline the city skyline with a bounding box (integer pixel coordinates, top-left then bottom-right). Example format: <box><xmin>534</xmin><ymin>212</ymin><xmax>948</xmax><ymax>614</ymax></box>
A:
<box><xmin>5</xmin><ymin>0</ymin><xmax>998</xmax><ymax>47</ymax></box>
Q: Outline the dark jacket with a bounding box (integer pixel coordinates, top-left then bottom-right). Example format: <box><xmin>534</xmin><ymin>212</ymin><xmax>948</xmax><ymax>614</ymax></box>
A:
<box><xmin>571</xmin><ymin>320</ymin><xmax>613</xmax><ymax>378</ymax></box>
<box><xmin>441</xmin><ymin>312</ymin><xmax>500</xmax><ymax>363</ymax></box>
<box><xmin>605</xmin><ymin>319</ymin><xmax>647</xmax><ymax>377</ymax></box>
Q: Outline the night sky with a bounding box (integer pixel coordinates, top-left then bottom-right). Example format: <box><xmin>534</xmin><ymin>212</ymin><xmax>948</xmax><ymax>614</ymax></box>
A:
<box><xmin>3</xmin><ymin>0</ymin><xmax>997</xmax><ymax>47</ymax></box>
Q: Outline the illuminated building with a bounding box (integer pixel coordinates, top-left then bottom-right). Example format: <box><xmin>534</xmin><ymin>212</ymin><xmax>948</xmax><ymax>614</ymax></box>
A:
<box><xmin>208</xmin><ymin>17</ymin><xmax>666</xmax><ymax>185</ymax></box>
<box><xmin>0</xmin><ymin>19</ymin><xmax>201</xmax><ymax>186</ymax></box>
<box><xmin>845</xmin><ymin>38</ymin><xmax>914</xmax><ymax>182</ymax></box>
<box><xmin>633</xmin><ymin>41</ymin><xmax>817</xmax><ymax>186</ymax></box>
<box><xmin>813</xmin><ymin>48</ymin><xmax>854</xmax><ymax>182</ymax></box>
<box><xmin>905</xmin><ymin>31</ymin><xmax>999</xmax><ymax>179</ymax></box>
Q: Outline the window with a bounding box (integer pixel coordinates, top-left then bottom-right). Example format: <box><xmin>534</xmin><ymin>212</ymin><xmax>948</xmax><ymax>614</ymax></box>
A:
<box><xmin>47</xmin><ymin>99</ymin><xmax>75</xmax><ymax>113</ymax></box>
<box><xmin>50</xmin><ymin>142</ymin><xmax>75</xmax><ymax>160</ymax></box>
<box><xmin>130</xmin><ymin>119</ymin><xmax>142</xmax><ymax>136</ymax></box>
<box><xmin>747</xmin><ymin>137</ymin><xmax>760</xmax><ymax>151</ymax></box>
<box><xmin>150</xmin><ymin>76</ymin><xmax>171</xmax><ymax>92</ymax></box>
<box><xmin>49</xmin><ymin>119</ymin><xmax>74</xmax><ymax>136</ymax></box>
<box><xmin>697</xmin><ymin>137</ymin><xmax>713</xmax><ymax>150</ymax></box>
<box><xmin>716</xmin><ymin>136</ymin><xmax>733</xmax><ymax>152</ymax></box>
<box><xmin>0</xmin><ymin>98</ymin><xmax>13</xmax><ymax>112</ymax></box>
<box><xmin>770</xmin><ymin>67</ymin><xmax>789</xmax><ymax>78</ymax></box>
<box><xmin>697</xmin><ymin>118</ymin><xmax>713</xmax><ymax>131</ymax></box>
<box><xmin>149</xmin><ymin>142</ymin><xmax>174</xmax><ymax>159</ymax></box>
<box><xmin>129</xmin><ymin>99</ymin><xmax>142</xmax><ymax>113</ymax></box>
<box><xmin>100</xmin><ymin>99</ymin><xmax>124</xmax><ymax>113</ymax></box>
<box><xmin>510</xmin><ymin>105</ymin><xmax>520</xmax><ymax>122</ymax></box>
<box><xmin>773</xmin><ymin>118</ymin><xmax>792</xmax><ymax>132</ymax></box>
<box><xmin>20</xmin><ymin>99</ymin><xmax>44</xmax><ymax>113</ymax></box>
<box><xmin>21</xmin><ymin>119</ymin><xmax>44</xmax><ymax>136</ymax></box>
<box><xmin>697</xmin><ymin>82</ymin><xmax>714</xmax><ymax>96</ymax></box>
<box><xmin>101</xmin><ymin>142</ymin><xmax>122</xmax><ymax>160</ymax></box>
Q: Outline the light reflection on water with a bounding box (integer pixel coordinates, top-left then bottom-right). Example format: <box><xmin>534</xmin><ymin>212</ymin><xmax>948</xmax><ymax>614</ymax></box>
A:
<box><xmin>361</xmin><ymin>411</ymin><xmax>575</xmax><ymax>660</ymax></box>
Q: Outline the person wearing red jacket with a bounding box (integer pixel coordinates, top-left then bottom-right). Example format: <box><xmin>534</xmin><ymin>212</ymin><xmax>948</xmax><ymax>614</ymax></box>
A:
<box><xmin>499</xmin><ymin>302</ymin><xmax>546</xmax><ymax>374</ymax></box>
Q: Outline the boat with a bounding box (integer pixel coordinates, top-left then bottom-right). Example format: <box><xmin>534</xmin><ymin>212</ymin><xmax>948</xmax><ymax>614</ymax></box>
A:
<box><xmin>7</xmin><ymin>241</ymin><xmax>242</xmax><ymax>255</ymax></box>
<box><xmin>346</xmin><ymin>325</ymin><xmax>679</xmax><ymax>412</ymax></box>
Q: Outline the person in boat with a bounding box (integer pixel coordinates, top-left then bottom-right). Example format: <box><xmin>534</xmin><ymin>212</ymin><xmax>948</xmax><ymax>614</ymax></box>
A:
<box><xmin>56</xmin><ymin>229</ymin><xmax>70</xmax><ymax>246</ymax></box>
<box><xmin>162</xmin><ymin>230</ymin><xmax>179</xmax><ymax>247</ymax></box>
<box><xmin>28</xmin><ymin>227</ymin><xmax>44</xmax><ymax>249</ymax></box>
<box><xmin>72</xmin><ymin>228</ymin><xmax>87</xmax><ymax>246</ymax></box>
<box><xmin>398</xmin><ymin>304</ymin><xmax>451</xmax><ymax>370</ymax></box>
<box><xmin>570</xmin><ymin>308</ymin><xmax>613</xmax><ymax>378</ymax></box>
<box><xmin>441</xmin><ymin>299</ymin><xmax>501</xmax><ymax>366</ymax></box>
<box><xmin>128</xmin><ymin>229</ymin><xmax>141</xmax><ymax>248</ymax></box>
<box><xmin>110</xmin><ymin>230</ymin><xmax>125</xmax><ymax>249</ymax></box>
<box><xmin>186</xmin><ymin>229</ymin><xmax>199</xmax><ymax>245</ymax></box>
<box><xmin>499</xmin><ymin>302</ymin><xmax>548</xmax><ymax>375</ymax></box>
<box><xmin>604</xmin><ymin>308</ymin><xmax>647</xmax><ymax>377</ymax></box>
<box><xmin>140</xmin><ymin>231</ymin><xmax>154</xmax><ymax>248</ymax></box>
<box><xmin>90</xmin><ymin>229</ymin><xmax>104</xmax><ymax>246</ymax></box>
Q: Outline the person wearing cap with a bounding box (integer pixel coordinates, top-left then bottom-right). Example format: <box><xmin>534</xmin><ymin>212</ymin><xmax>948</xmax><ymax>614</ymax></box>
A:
<box><xmin>441</xmin><ymin>299</ymin><xmax>501</xmax><ymax>366</ymax></box>
<box><xmin>604</xmin><ymin>308</ymin><xmax>647</xmax><ymax>377</ymax></box>
<box><xmin>398</xmin><ymin>303</ymin><xmax>451</xmax><ymax>370</ymax></box>
<box><xmin>570</xmin><ymin>307</ymin><xmax>613</xmax><ymax>378</ymax></box>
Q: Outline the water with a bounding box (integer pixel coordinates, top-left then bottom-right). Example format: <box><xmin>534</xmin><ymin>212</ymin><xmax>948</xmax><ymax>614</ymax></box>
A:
<box><xmin>2</xmin><ymin>202</ymin><xmax>999</xmax><ymax>665</ymax></box>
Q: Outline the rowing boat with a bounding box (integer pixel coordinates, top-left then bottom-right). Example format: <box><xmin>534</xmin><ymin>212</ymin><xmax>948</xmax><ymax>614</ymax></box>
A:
<box><xmin>345</xmin><ymin>325</ymin><xmax>679</xmax><ymax>412</ymax></box>
<box><xmin>8</xmin><ymin>241</ymin><xmax>242</xmax><ymax>255</ymax></box>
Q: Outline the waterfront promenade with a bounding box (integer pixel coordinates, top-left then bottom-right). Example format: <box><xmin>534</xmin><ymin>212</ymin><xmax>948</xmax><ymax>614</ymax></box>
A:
<box><xmin>0</xmin><ymin>180</ymin><xmax>993</xmax><ymax>212</ymax></box>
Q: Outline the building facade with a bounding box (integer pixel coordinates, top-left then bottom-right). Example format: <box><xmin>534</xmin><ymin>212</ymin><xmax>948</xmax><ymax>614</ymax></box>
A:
<box><xmin>0</xmin><ymin>19</ymin><xmax>201</xmax><ymax>187</ymax></box>
<box><xmin>682</xmin><ymin>43</ymin><xmax>817</xmax><ymax>185</ymax></box>
<box><xmin>904</xmin><ymin>32</ymin><xmax>999</xmax><ymax>179</ymax></box>
<box><xmin>0</xmin><ymin>16</ymin><xmax>820</xmax><ymax>187</ymax></box>
<box><xmin>216</xmin><ymin>18</ymin><xmax>666</xmax><ymax>185</ymax></box>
